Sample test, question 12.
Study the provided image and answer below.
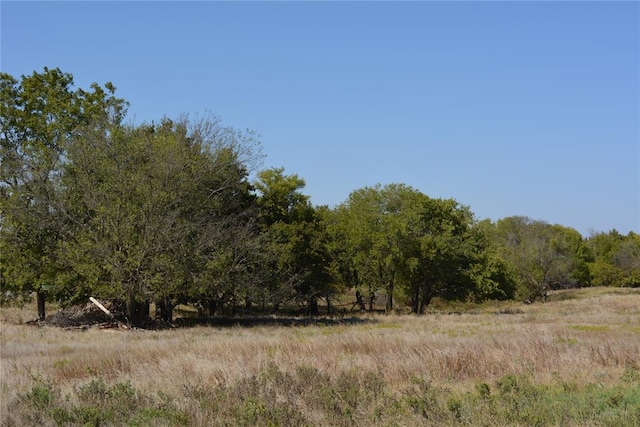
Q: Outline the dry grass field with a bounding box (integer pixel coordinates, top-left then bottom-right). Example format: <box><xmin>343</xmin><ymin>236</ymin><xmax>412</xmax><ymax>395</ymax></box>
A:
<box><xmin>1</xmin><ymin>287</ymin><xmax>639</xmax><ymax>426</ymax></box>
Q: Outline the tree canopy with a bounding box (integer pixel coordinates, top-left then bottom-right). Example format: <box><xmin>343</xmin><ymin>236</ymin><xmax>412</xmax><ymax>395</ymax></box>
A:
<box><xmin>0</xmin><ymin>68</ymin><xmax>127</xmax><ymax>319</ymax></box>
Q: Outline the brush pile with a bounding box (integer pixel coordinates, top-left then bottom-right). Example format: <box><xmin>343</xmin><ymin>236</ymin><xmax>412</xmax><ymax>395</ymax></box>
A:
<box><xmin>37</xmin><ymin>300</ymin><xmax>127</xmax><ymax>329</ymax></box>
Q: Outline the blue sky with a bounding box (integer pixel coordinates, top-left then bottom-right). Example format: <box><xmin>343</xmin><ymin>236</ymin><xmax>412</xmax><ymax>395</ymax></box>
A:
<box><xmin>2</xmin><ymin>1</ymin><xmax>638</xmax><ymax>235</ymax></box>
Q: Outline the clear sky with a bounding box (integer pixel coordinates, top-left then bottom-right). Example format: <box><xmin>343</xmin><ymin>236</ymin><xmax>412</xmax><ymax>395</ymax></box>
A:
<box><xmin>2</xmin><ymin>1</ymin><xmax>638</xmax><ymax>236</ymax></box>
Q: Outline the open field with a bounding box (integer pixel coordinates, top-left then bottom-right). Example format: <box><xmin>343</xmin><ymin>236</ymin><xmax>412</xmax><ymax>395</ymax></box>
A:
<box><xmin>1</xmin><ymin>287</ymin><xmax>639</xmax><ymax>426</ymax></box>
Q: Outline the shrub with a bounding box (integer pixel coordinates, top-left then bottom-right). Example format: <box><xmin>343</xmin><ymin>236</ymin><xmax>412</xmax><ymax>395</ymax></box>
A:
<box><xmin>3</xmin><ymin>378</ymin><xmax>188</xmax><ymax>426</ymax></box>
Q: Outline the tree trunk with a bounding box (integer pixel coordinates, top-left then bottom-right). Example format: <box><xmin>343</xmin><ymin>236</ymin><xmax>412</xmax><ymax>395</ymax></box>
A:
<box><xmin>127</xmin><ymin>297</ymin><xmax>149</xmax><ymax>327</ymax></box>
<box><xmin>36</xmin><ymin>290</ymin><xmax>46</xmax><ymax>321</ymax></box>
<box><xmin>386</xmin><ymin>273</ymin><xmax>395</xmax><ymax>314</ymax></box>
<box><xmin>386</xmin><ymin>284</ymin><xmax>394</xmax><ymax>314</ymax></box>
<box><xmin>419</xmin><ymin>294</ymin><xmax>433</xmax><ymax>315</ymax></box>
<box><xmin>156</xmin><ymin>299</ymin><xmax>173</xmax><ymax>323</ymax></box>
<box><xmin>207</xmin><ymin>299</ymin><xmax>217</xmax><ymax>316</ymax></box>
<box><xmin>308</xmin><ymin>298</ymin><xmax>318</xmax><ymax>315</ymax></box>
<box><xmin>411</xmin><ymin>286</ymin><xmax>420</xmax><ymax>314</ymax></box>
<box><xmin>325</xmin><ymin>294</ymin><xmax>332</xmax><ymax>315</ymax></box>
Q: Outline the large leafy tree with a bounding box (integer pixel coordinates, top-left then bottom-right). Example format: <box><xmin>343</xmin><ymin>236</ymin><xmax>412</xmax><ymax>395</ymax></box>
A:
<box><xmin>403</xmin><ymin>197</ymin><xmax>506</xmax><ymax>313</ymax></box>
<box><xmin>490</xmin><ymin>216</ymin><xmax>590</xmax><ymax>301</ymax></box>
<box><xmin>0</xmin><ymin>68</ymin><xmax>126</xmax><ymax>319</ymax></box>
<box><xmin>587</xmin><ymin>230</ymin><xmax>640</xmax><ymax>288</ymax></box>
<box><xmin>254</xmin><ymin>168</ymin><xmax>333</xmax><ymax>314</ymax></box>
<box><xmin>333</xmin><ymin>184</ymin><xmax>495</xmax><ymax>313</ymax></box>
<box><xmin>333</xmin><ymin>184</ymin><xmax>418</xmax><ymax>312</ymax></box>
<box><xmin>61</xmin><ymin>116</ymin><xmax>261</xmax><ymax>325</ymax></box>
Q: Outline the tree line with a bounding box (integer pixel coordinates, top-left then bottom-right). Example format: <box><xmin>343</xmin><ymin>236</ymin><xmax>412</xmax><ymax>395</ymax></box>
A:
<box><xmin>1</xmin><ymin>68</ymin><xmax>638</xmax><ymax>325</ymax></box>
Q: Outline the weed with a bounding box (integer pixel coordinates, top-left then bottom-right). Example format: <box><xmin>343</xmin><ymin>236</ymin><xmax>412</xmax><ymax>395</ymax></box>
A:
<box><xmin>475</xmin><ymin>381</ymin><xmax>491</xmax><ymax>398</ymax></box>
<box><xmin>21</xmin><ymin>378</ymin><xmax>55</xmax><ymax>411</ymax></box>
<box><xmin>404</xmin><ymin>376</ymin><xmax>448</xmax><ymax>422</ymax></box>
<box><xmin>53</xmin><ymin>358</ymin><xmax>69</xmax><ymax>369</ymax></box>
<box><xmin>621</xmin><ymin>365</ymin><xmax>640</xmax><ymax>384</ymax></box>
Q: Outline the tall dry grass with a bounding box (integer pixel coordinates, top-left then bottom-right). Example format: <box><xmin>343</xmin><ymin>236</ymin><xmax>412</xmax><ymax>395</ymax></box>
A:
<box><xmin>1</xmin><ymin>287</ymin><xmax>639</xmax><ymax>425</ymax></box>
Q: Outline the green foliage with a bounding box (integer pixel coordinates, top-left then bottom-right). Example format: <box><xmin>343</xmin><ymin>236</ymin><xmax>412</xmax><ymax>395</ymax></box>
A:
<box><xmin>331</xmin><ymin>184</ymin><xmax>507</xmax><ymax>313</ymax></box>
<box><xmin>254</xmin><ymin>168</ymin><xmax>334</xmax><ymax>313</ymax></box>
<box><xmin>5</xmin><ymin>377</ymin><xmax>188</xmax><ymax>426</ymax></box>
<box><xmin>61</xmin><ymin>117</ymin><xmax>261</xmax><ymax>323</ymax></box>
<box><xmin>487</xmin><ymin>216</ymin><xmax>591</xmax><ymax>302</ymax></box>
<box><xmin>2</xmin><ymin>69</ymin><xmax>270</xmax><ymax>321</ymax></box>
<box><xmin>5</xmin><ymin>368</ymin><xmax>640</xmax><ymax>426</ymax></box>
<box><xmin>404</xmin><ymin>376</ymin><xmax>449</xmax><ymax>422</ymax></box>
<box><xmin>406</xmin><ymin>196</ymin><xmax>492</xmax><ymax>312</ymax></box>
<box><xmin>1</xmin><ymin>68</ymin><xmax>127</xmax><ymax>317</ymax></box>
<box><xmin>587</xmin><ymin>231</ymin><xmax>640</xmax><ymax>288</ymax></box>
<box><xmin>333</xmin><ymin>184</ymin><xmax>423</xmax><ymax>312</ymax></box>
<box><xmin>182</xmin><ymin>363</ymin><xmax>399</xmax><ymax>426</ymax></box>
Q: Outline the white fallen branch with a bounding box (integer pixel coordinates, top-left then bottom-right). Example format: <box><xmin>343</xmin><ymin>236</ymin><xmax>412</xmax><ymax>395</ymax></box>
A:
<box><xmin>89</xmin><ymin>297</ymin><xmax>113</xmax><ymax>318</ymax></box>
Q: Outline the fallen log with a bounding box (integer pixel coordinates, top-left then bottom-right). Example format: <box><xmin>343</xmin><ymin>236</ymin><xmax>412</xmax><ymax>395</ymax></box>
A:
<box><xmin>89</xmin><ymin>297</ymin><xmax>113</xmax><ymax>318</ymax></box>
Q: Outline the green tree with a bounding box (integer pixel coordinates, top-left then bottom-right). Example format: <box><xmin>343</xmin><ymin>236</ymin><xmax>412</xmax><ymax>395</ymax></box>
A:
<box><xmin>333</xmin><ymin>184</ymin><xmax>419</xmax><ymax>312</ymax></box>
<box><xmin>491</xmin><ymin>217</ymin><xmax>589</xmax><ymax>301</ymax></box>
<box><xmin>404</xmin><ymin>198</ymin><xmax>505</xmax><ymax>313</ymax></box>
<box><xmin>615</xmin><ymin>232</ymin><xmax>640</xmax><ymax>287</ymax></box>
<box><xmin>333</xmin><ymin>184</ymin><xmax>493</xmax><ymax>313</ymax></box>
<box><xmin>61</xmin><ymin>116</ymin><xmax>261</xmax><ymax>325</ymax></box>
<box><xmin>471</xmin><ymin>219</ymin><xmax>518</xmax><ymax>302</ymax></box>
<box><xmin>0</xmin><ymin>68</ymin><xmax>126</xmax><ymax>319</ymax></box>
<box><xmin>254</xmin><ymin>168</ymin><xmax>333</xmax><ymax>314</ymax></box>
<box><xmin>587</xmin><ymin>230</ymin><xmax>640</xmax><ymax>287</ymax></box>
<box><xmin>315</xmin><ymin>205</ymin><xmax>349</xmax><ymax>312</ymax></box>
